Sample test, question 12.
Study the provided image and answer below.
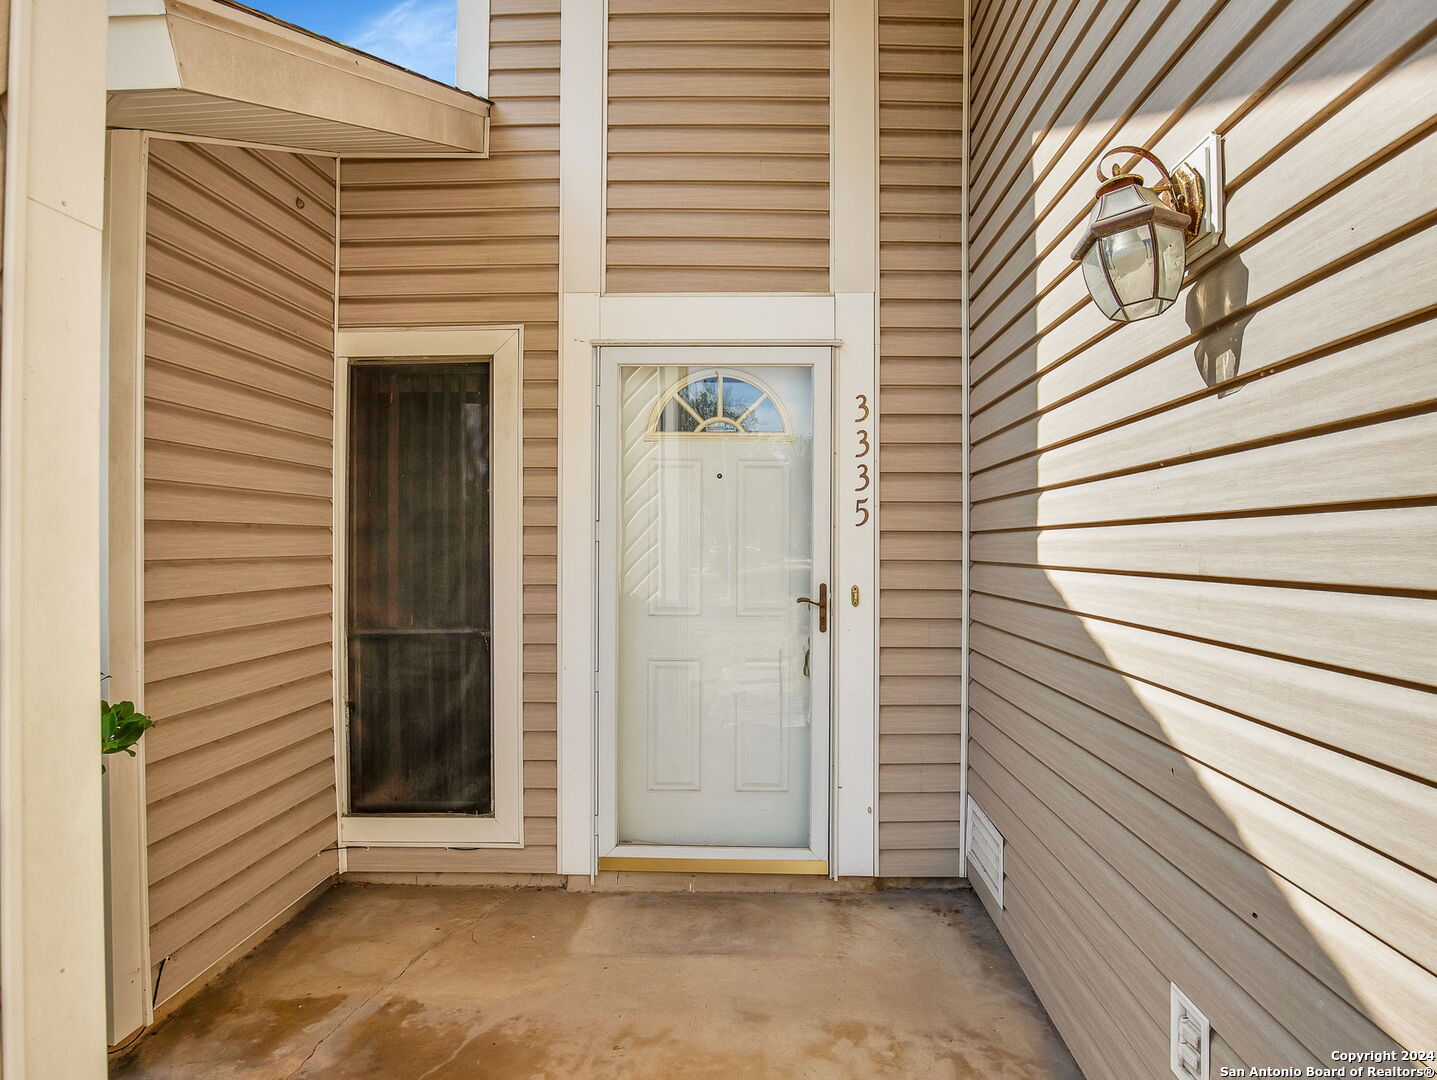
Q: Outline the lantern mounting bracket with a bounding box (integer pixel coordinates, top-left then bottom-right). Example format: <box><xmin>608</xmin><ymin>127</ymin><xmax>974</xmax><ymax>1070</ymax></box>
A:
<box><xmin>1170</xmin><ymin>133</ymin><xmax>1225</xmax><ymax>261</ymax></box>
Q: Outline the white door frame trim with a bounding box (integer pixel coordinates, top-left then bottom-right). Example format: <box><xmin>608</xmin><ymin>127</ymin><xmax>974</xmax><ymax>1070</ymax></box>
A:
<box><xmin>333</xmin><ymin>327</ymin><xmax>525</xmax><ymax>848</ymax></box>
<box><xmin>830</xmin><ymin>0</ymin><xmax>881</xmax><ymax>879</ymax></box>
<box><xmin>563</xmin><ymin>308</ymin><xmax>878</xmax><ymax>877</ymax></box>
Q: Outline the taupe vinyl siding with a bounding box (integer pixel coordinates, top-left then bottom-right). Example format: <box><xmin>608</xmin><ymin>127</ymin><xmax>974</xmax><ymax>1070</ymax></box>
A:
<box><xmin>605</xmin><ymin>0</ymin><xmax>830</xmax><ymax>293</ymax></box>
<box><xmin>143</xmin><ymin>138</ymin><xmax>339</xmax><ymax>1004</ymax></box>
<box><xmin>337</xmin><ymin>0</ymin><xmax>559</xmax><ymax>876</ymax></box>
<box><xmin>967</xmin><ymin>0</ymin><xmax>1437</xmax><ymax>1071</ymax></box>
<box><xmin>877</xmin><ymin>0</ymin><xmax>964</xmax><ymax>877</ymax></box>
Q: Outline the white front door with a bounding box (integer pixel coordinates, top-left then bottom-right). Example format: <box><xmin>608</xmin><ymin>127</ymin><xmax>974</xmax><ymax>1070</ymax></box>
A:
<box><xmin>599</xmin><ymin>348</ymin><xmax>831</xmax><ymax>861</ymax></box>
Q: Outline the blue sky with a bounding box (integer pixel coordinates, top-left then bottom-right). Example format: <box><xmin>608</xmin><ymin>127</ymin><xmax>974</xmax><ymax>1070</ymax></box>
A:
<box><xmin>255</xmin><ymin>0</ymin><xmax>457</xmax><ymax>83</ymax></box>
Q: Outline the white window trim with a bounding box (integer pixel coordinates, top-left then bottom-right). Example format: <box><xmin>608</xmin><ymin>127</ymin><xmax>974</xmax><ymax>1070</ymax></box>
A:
<box><xmin>334</xmin><ymin>327</ymin><xmax>525</xmax><ymax>848</ymax></box>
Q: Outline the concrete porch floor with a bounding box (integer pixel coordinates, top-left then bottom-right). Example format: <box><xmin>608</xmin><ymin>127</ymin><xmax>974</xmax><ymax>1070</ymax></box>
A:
<box><xmin>112</xmin><ymin>883</ymin><xmax>1084</xmax><ymax>1079</ymax></box>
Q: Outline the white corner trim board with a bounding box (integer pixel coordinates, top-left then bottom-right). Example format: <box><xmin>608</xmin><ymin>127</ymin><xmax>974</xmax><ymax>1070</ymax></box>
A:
<box><xmin>456</xmin><ymin>0</ymin><xmax>491</xmax><ymax>98</ymax></box>
<box><xmin>556</xmin><ymin>0</ymin><xmax>607</xmax><ymax>876</ymax></box>
<box><xmin>2</xmin><ymin>0</ymin><xmax>111</xmax><ymax>1073</ymax></box>
<box><xmin>102</xmin><ymin>128</ymin><xmax>156</xmax><ymax>1042</ymax></box>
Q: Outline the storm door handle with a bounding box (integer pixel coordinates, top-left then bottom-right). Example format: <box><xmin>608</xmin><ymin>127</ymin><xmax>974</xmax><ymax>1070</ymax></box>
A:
<box><xmin>796</xmin><ymin>583</ymin><xmax>829</xmax><ymax>633</ymax></box>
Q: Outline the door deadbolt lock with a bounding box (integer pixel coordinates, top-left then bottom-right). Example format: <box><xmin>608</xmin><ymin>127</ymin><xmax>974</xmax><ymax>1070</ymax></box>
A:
<box><xmin>796</xmin><ymin>583</ymin><xmax>829</xmax><ymax>633</ymax></box>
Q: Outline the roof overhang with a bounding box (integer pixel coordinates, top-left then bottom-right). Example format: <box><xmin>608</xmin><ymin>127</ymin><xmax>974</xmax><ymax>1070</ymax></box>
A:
<box><xmin>107</xmin><ymin>0</ymin><xmax>491</xmax><ymax>156</ymax></box>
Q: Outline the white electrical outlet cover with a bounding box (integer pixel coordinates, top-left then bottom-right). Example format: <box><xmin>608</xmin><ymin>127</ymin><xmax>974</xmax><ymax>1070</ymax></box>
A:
<box><xmin>1170</xmin><ymin>983</ymin><xmax>1211</xmax><ymax>1080</ymax></box>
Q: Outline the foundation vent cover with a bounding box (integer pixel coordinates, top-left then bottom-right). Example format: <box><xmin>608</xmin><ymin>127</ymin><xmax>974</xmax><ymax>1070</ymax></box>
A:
<box><xmin>965</xmin><ymin>796</ymin><xmax>1004</xmax><ymax>907</ymax></box>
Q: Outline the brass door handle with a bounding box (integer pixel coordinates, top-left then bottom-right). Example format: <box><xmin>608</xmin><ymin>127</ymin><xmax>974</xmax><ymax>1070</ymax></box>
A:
<box><xmin>796</xmin><ymin>583</ymin><xmax>829</xmax><ymax>633</ymax></box>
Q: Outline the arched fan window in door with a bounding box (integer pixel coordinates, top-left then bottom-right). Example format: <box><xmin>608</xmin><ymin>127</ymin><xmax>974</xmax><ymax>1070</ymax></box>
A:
<box><xmin>648</xmin><ymin>369</ymin><xmax>791</xmax><ymax>437</ymax></box>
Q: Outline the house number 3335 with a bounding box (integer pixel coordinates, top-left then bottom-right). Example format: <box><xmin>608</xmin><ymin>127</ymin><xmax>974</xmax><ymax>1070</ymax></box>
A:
<box><xmin>853</xmin><ymin>394</ymin><xmax>872</xmax><ymax>526</ymax></box>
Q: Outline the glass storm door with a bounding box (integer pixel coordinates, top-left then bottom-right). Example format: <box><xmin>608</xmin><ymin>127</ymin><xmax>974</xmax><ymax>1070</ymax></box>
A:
<box><xmin>346</xmin><ymin>361</ymin><xmax>492</xmax><ymax>815</ymax></box>
<box><xmin>611</xmin><ymin>361</ymin><xmax>830</xmax><ymax>851</ymax></box>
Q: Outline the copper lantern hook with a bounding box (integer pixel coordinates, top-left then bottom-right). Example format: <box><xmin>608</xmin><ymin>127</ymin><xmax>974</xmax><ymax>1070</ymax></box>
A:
<box><xmin>1095</xmin><ymin>145</ymin><xmax>1176</xmax><ymax>190</ymax></box>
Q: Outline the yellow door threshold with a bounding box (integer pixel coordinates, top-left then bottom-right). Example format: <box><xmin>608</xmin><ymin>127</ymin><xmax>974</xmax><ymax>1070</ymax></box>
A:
<box><xmin>597</xmin><ymin>857</ymin><xmax>829</xmax><ymax>876</ymax></box>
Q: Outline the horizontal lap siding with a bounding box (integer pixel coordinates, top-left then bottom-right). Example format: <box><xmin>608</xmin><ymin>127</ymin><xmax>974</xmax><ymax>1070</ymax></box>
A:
<box><xmin>337</xmin><ymin>0</ymin><xmax>559</xmax><ymax>876</ymax></box>
<box><xmin>143</xmin><ymin>139</ymin><xmax>339</xmax><ymax>1005</ymax></box>
<box><xmin>877</xmin><ymin>0</ymin><xmax>965</xmax><ymax>877</ymax></box>
<box><xmin>605</xmin><ymin>0</ymin><xmax>831</xmax><ymax>293</ymax></box>
<box><xmin>966</xmin><ymin>0</ymin><xmax>1437</xmax><ymax>1074</ymax></box>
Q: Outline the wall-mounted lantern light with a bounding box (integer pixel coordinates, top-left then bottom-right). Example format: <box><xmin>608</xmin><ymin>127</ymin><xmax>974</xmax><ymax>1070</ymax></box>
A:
<box><xmin>1071</xmin><ymin>138</ymin><xmax>1223</xmax><ymax>323</ymax></box>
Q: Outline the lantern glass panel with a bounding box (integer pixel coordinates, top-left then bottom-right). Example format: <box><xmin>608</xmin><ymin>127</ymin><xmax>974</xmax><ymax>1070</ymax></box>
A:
<box><xmin>1155</xmin><ymin>220</ymin><xmax>1187</xmax><ymax>299</ymax></box>
<box><xmin>1119</xmin><ymin>295</ymin><xmax>1167</xmax><ymax>321</ymax></box>
<box><xmin>1095</xmin><ymin>184</ymin><xmax>1145</xmax><ymax>217</ymax></box>
<box><xmin>1079</xmin><ymin>246</ymin><xmax>1121</xmax><ymax>319</ymax></box>
<box><xmin>1102</xmin><ymin>224</ymin><xmax>1160</xmax><ymax>310</ymax></box>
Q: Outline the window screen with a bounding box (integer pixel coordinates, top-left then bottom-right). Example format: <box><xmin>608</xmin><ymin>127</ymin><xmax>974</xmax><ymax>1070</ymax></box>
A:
<box><xmin>347</xmin><ymin>362</ymin><xmax>493</xmax><ymax>815</ymax></box>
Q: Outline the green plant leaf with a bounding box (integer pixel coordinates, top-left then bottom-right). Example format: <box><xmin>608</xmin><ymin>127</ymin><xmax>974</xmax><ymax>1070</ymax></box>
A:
<box><xmin>101</xmin><ymin>699</ymin><xmax>154</xmax><ymax>760</ymax></box>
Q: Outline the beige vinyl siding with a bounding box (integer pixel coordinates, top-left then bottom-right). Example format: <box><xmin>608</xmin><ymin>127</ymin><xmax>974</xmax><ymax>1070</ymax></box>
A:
<box><xmin>876</xmin><ymin>0</ymin><xmax>964</xmax><ymax>877</ymax></box>
<box><xmin>337</xmin><ymin>0</ymin><xmax>559</xmax><ymax>876</ymax></box>
<box><xmin>966</xmin><ymin>0</ymin><xmax>1437</xmax><ymax>1072</ymax></box>
<box><xmin>143</xmin><ymin>138</ymin><xmax>339</xmax><ymax>1004</ymax></box>
<box><xmin>605</xmin><ymin>0</ymin><xmax>830</xmax><ymax>293</ymax></box>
